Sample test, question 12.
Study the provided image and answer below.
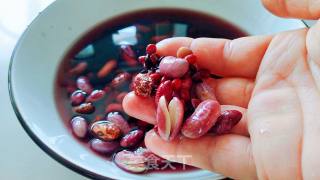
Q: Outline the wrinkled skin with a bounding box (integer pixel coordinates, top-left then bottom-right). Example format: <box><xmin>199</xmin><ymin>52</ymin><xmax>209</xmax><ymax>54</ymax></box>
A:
<box><xmin>123</xmin><ymin>1</ymin><xmax>320</xmax><ymax>179</ymax></box>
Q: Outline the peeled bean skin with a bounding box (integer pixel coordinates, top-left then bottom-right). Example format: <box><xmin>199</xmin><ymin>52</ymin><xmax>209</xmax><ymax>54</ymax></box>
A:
<box><xmin>159</xmin><ymin>56</ymin><xmax>189</xmax><ymax>78</ymax></box>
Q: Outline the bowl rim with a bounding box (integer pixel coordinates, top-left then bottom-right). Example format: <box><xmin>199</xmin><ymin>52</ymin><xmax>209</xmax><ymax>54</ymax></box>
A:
<box><xmin>8</xmin><ymin>6</ymin><xmax>108</xmax><ymax>180</ymax></box>
<box><xmin>8</xmin><ymin>0</ymin><xmax>308</xmax><ymax>179</ymax></box>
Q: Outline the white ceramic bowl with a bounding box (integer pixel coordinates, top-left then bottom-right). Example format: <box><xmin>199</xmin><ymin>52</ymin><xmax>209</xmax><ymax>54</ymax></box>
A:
<box><xmin>9</xmin><ymin>0</ymin><xmax>306</xmax><ymax>179</ymax></box>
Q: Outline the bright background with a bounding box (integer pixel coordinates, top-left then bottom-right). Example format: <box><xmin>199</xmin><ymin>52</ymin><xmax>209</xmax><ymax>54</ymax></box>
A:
<box><xmin>0</xmin><ymin>0</ymin><xmax>85</xmax><ymax>179</ymax></box>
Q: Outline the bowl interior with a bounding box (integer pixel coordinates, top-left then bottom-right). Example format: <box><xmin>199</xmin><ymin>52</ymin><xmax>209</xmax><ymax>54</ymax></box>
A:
<box><xmin>55</xmin><ymin>7</ymin><xmax>248</xmax><ymax>178</ymax></box>
<box><xmin>9</xmin><ymin>0</ymin><xmax>306</xmax><ymax>179</ymax></box>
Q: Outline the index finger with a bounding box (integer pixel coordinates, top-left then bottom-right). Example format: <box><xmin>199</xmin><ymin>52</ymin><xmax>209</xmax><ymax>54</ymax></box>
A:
<box><xmin>156</xmin><ymin>36</ymin><xmax>272</xmax><ymax>78</ymax></box>
<box><xmin>262</xmin><ymin>0</ymin><xmax>320</xmax><ymax>19</ymax></box>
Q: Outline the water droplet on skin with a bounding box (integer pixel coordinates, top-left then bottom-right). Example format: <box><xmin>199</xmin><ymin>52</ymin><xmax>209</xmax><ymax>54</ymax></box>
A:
<box><xmin>259</xmin><ymin>129</ymin><xmax>269</xmax><ymax>134</ymax></box>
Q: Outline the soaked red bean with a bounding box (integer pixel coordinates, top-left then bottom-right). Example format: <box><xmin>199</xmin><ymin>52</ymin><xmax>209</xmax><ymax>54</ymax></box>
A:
<box><xmin>68</xmin><ymin>62</ymin><xmax>88</xmax><ymax>75</ymax></box>
<box><xmin>120</xmin><ymin>129</ymin><xmax>144</xmax><ymax>148</ymax></box>
<box><xmin>181</xmin><ymin>100</ymin><xmax>221</xmax><ymax>139</ymax></box>
<box><xmin>71</xmin><ymin>116</ymin><xmax>88</xmax><ymax>138</ymax></box>
<box><xmin>146</xmin><ymin>44</ymin><xmax>157</xmax><ymax>54</ymax></box>
<box><xmin>70</xmin><ymin>90</ymin><xmax>86</xmax><ymax>106</ymax></box>
<box><xmin>90</xmin><ymin>139</ymin><xmax>120</xmax><ymax>154</ymax></box>
<box><xmin>74</xmin><ymin>102</ymin><xmax>95</xmax><ymax>114</ymax></box>
<box><xmin>76</xmin><ymin>76</ymin><xmax>93</xmax><ymax>94</ymax></box>
<box><xmin>86</xmin><ymin>89</ymin><xmax>105</xmax><ymax>102</ymax></box>
<box><xmin>210</xmin><ymin>110</ymin><xmax>242</xmax><ymax>135</ymax></box>
<box><xmin>110</xmin><ymin>72</ymin><xmax>131</xmax><ymax>88</ymax></box>
<box><xmin>107</xmin><ymin>112</ymin><xmax>131</xmax><ymax>134</ymax></box>
<box><xmin>90</xmin><ymin>120</ymin><xmax>121</xmax><ymax>141</ymax></box>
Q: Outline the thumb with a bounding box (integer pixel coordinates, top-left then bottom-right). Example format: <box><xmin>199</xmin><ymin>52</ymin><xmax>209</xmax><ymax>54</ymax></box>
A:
<box><xmin>145</xmin><ymin>130</ymin><xmax>257</xmax><ymax>179</ymax></box>
<box><xmin>262</xmin><ymin>0</ymin><xmax>320</xmax><ymax>19</ymax></box>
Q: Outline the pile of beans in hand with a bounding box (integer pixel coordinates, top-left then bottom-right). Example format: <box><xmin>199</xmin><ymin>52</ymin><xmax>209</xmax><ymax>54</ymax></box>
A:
<box><xmin>65</xmin><ymin>43</ymin><xmax>242</xmax><ymax>174</ymax></box>
<box><xmin>133</xmin><ymin>44</ymin><xmax>242</xmax><ymax>141</ymax></box>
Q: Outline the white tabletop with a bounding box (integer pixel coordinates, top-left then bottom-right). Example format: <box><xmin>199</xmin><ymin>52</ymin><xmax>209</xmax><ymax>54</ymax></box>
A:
<box><xmin>0</xmin><ymin>0</ymin><xmax>86</xmax><ymax>179</ymax></box>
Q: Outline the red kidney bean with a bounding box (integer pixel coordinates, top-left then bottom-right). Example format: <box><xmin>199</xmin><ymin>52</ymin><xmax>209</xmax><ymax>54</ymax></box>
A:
<box><xmin>76</xmin><ymin>76</ymin><xmax>93</xmax><ymax>94</ymax></box>
<box><xmin>180</xmin><ymin>77</ymin><xmax>192</xmax><ymax>101</ymax></box>
<box><xmin>86</xmin><ymin>89</ymin><xmax>105</xmax><ymax>102</ymax></box>
<box><xmin>146</xmin><ymin>44</ymin><xmax>157</xmax><ymax>54</ymax></box>
<box><xmin>181</xmin><ymin>77</ymin><xmax>192</xmax><ymax>89</ymax></box>
<box><xmin>111</xmin><ymin>72</ymin><xmax>131</xmax><ymax>88</ymax></box>
<box><xmin>120</xmin><ymin>45</ymin><xmax>137</xmax><ymax>66</ymax></box>
<box><xmin>172</xmin><ymin>79</ymin><xmax>182</xmax><ymax>91</ymax></box>
<box><xmin>107</xmin><ymin>112</ymin><xmax>131</xmax><ymax>134</ymax></box>
<box><xmin>74</xmin><ymin>102</ymin><xmax>95</xmax><ymax>114</ymax></box>
<box><xmin>160</xmin><ymin>76</ymin><xmax>169</xmax><ymax>83</ymax></box>
<box><xmin>185</xmin><ymin>54</ymin><xmax>197</xmax><ymax>64</ymax></box>
<box><xmin>105</xmin><ymin>103</ymin><xmax>123</xmax><ymax>113</ymax></box>
<box><xmin>97</xmin><ymin>59</ymin><xmax>117</xmax><ymax>78</ymax></box>
<box><xmin>90</xmin><ymin>139</ymin><xmax>120</xmax><ymax>154</ymax></box>
<box><xmin>71</xmin><ymin>116</ymin><xmax>88</xmax><ymax>138</ymax></box>
<box><xmin>70</xmin><ymin>90</ymin><xmax>86</xmax><ymax>106</ymax></box>
<box><xmin>159</xmin><ymin>56</ymin><xmax>189</xmax><ymax>78</ymax></box>
<box><xmin>120</xmin><ymin>129</ymin><xmax>144</xmax><ymax>148</ymax></box>
<box><xmin>210</xmin><ymin>110</ymin><xmax>242</xmax><ymax>135</ymax></box>
<box><xmin>155</xmin><ymin>80</ymin><xmax>173</xmax><ymax>104</ymax></box>
<box><xmin>181</xmin><ymin>100</ymin><xmax>221</xmax><ymax>139</ymax></box>
<box><xmin>90</xmin><ymin>120</ymin><xmax>121</xmax><ymax>141</ymax></box>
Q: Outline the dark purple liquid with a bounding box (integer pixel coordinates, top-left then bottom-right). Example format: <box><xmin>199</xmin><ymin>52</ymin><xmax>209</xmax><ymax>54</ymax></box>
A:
<box><xmin>55</xmin><ymin>8</ymin><xmax>247</xmax><ymax>174</ymax></box>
